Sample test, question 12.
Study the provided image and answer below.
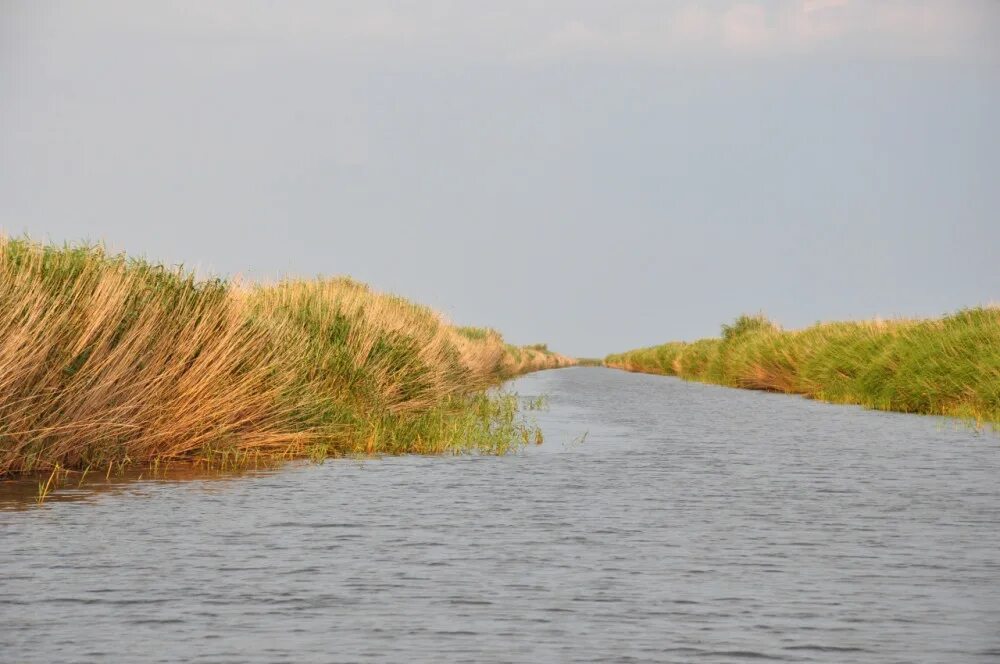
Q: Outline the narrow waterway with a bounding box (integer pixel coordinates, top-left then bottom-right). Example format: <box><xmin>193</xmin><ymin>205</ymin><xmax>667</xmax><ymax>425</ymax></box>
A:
<box><xmin>2</xmin><ymin>367</ymin><xmax>998</xmax><ymax>662</ymax></box>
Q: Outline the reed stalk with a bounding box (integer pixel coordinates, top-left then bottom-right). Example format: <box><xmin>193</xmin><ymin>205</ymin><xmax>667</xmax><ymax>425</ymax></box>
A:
<box><xmin>606</xmin><ymin>311</ymin><xmax>1000</xmax><ymax>425</ymax></box>
<box><xmin>0</xmin><ymin>238</ymin><xmax>575</xmax><ymax>476</ymax></box>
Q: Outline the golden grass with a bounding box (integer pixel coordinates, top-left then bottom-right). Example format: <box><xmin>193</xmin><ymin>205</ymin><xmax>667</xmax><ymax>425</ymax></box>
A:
<box><xmin>0</xmin><ymin>238</ymin><xmax>574</xmax><ymax>476</ymax></box>
<box><xmin>606</xmin><ymin>311</ymin><xmax>1000</xmax><ymax>426</ymax></box>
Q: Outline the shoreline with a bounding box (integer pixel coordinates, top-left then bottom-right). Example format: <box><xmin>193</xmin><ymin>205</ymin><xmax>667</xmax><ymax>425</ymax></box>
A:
<box><xmin>0</xmin><ymin>238</ymin><xmax>575</xmax><ymax>478</ymax></box>
<box><xmin>605</xmin><ymin>311</ymin><xmax>999</xmax><ymax>427</ymax></box>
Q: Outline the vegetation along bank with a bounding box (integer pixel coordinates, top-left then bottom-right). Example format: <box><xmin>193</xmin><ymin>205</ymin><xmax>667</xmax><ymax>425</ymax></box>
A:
<box><xmin>605</xmin><ymin>310</ymin><xmax>999</xmax><ymax>426</ymax></box>
<box><xmin>0</xmin><ymin>238</ymin><xmax>574</xmax><ymax>476</ymax></box>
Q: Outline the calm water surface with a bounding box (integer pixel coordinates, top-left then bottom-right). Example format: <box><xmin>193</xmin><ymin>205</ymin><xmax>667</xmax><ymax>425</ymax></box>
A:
<box><xmin>2</xmin><ymin>367</ymin><xmax>999</xmax><ymax>662</ymax></box>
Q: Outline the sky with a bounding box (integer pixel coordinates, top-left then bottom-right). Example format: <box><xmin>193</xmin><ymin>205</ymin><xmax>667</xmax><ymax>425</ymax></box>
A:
<box><xmin>2</xmin><ymin>1</ymin><xmax>998</xmax><ymax>357</ymax></box>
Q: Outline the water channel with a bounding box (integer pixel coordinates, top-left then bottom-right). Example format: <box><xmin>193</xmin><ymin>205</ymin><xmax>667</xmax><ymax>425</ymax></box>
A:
<box><xmin>2</xmin><ymin>367</ymin><xmax>998</xmax><ymax>662</ymax></box>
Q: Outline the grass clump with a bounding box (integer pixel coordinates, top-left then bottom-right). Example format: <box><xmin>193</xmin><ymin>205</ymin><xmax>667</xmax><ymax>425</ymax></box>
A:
<box><xmin>606</xmin><ymin>309</ymin><xmax>1000</xmax><ymax>426</ymax></box>
<box><xmin>0</xmin><ymin>237</ymin><xmax>575</xmax><ymax>476</ymax></box>
<box><xmin>500</xmin><ymin>342</ymin><xmax>576</xmax><ymax>377</ymax></box>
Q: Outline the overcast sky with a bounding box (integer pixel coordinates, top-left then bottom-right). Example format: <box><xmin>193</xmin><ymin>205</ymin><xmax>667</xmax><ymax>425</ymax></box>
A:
<box><xmin>2</xmin><ymin>1</ymin><xmax>998</xmax><ymax>356</ymax></box>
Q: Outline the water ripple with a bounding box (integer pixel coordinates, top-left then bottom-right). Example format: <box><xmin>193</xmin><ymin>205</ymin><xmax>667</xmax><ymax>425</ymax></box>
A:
<box><xmin>1</xmin><ymin>367</ymin><xmax>998</xmax><ymax>662</ymax></box>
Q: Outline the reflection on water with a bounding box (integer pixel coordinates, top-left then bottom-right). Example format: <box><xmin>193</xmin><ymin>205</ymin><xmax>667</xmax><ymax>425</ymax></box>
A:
<box><xmin>1</xmin><ymin>367</ymin><xmax>998</xmax><ymax>663</ymax></box>
<box><xmin>0</xmin><ymin>464</ymin><xmax>283</xmax><ymax>511</ymax></box>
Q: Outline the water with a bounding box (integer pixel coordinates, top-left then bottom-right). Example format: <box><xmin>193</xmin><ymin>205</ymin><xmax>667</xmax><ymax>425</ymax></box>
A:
<box><xmin>2</xmin><ymin>367</ymin><xmax>999</xmax><ymax>662</ymax></box>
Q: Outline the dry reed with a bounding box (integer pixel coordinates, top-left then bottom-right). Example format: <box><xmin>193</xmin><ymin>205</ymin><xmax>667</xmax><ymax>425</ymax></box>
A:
<box><xmin>0</xmin><ymin>238</ymin><xmax>575</xmax><ymax>476</ymax></box>
<box><xmin>606</xmin><ymin>311</ymin><xmax>1000</xmax><ymax>426</ymax></box>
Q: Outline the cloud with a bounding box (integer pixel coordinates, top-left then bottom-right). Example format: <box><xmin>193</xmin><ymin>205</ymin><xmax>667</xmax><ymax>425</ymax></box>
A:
<box><xmin>518</xmin><ymin>1</ymin><xmax>998</xmax><ymax>61</ymax></box>
<box><xmin>722</xmin><ymin>4</ymin><xmax>770</xmax><ymax>50</ymax></box>
<box><xmin>9</xmin><ymin>0</ymin><xmax>996</xmax><ymax>66</ymax></box>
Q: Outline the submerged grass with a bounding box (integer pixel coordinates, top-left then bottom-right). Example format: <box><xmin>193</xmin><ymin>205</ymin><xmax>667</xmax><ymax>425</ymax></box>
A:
<box><xmin>0</xmin><ymin>238</ymin><xmax>575</xmax><ymax>477</ymax></box>
<box><xmin>606</xmin><ymin>310</ymin><xmax>1000</xmax><ymax>426</ymax></box>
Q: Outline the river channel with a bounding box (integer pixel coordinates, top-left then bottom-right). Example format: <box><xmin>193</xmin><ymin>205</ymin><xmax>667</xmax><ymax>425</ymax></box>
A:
<box><xmin>2</xmin><ymin>367</ymin><xmax>998</xmax><ymax>662</ymax></box>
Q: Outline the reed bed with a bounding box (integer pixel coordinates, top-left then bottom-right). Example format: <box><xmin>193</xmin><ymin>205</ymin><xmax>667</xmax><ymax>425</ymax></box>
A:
<box><xmin>606</xmin><ymin>310</ymin><xmax>1000</xmax><ymax>426</ymax></box>
<box><xmin>0</xmin><ymin>238</ymin><xmax>574</xmax><ymax>476</ymax></box>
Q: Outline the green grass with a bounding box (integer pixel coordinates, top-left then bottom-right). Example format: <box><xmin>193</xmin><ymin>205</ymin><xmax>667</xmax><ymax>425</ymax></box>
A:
<box><xmin>455</xmin><ymin>326</ymin><xmax>499</xmax><ymax>341</ymax></box>
<box><xmin>0</xmin><ymin>238</ymin><xmax>573</xmax><ymax>476</ymax></box>
<box><xmin>606</xmin><ymin>310</ymin><xmax>1000</xmax><ymax>426</ymax></box>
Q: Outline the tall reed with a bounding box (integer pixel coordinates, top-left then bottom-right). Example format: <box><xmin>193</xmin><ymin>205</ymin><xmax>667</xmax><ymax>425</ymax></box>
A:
<box><xmin>0</xmin><ymin>238</ymin><xmax>574</xmax><ymax>475</ymax></box>
<box><xmin>606</xmin><ymin>310</ymin><xmax>1000</xmax><ymax>425</ymax></box>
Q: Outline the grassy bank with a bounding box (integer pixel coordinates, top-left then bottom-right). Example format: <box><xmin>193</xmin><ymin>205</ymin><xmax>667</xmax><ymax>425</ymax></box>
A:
<box><xmin>606</xmin><ymin>310</ymin><xmax>1000</xmax><ymax>426</ymax></box>
<box><xmin>0</xmin><ymin>238</ymin><xmax>574</xmax><ymax>476</ymax></box>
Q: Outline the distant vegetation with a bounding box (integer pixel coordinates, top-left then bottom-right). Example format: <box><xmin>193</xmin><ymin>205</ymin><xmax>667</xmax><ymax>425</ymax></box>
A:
<box><xmin>606</xmin><ymin>310</ymin><xmax>1000</xmax><ymax>426</ymax></box>
<box><xmin>0</xmin><ymin>238</ymin><xmax>575</xmax><ymax>476</ymax></box>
